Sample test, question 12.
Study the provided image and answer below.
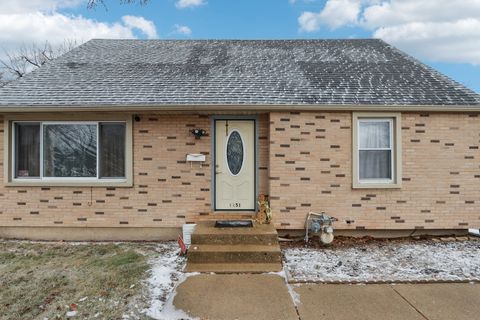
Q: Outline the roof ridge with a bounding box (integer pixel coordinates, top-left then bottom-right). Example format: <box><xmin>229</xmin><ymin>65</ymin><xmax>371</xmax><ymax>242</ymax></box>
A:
<box><xmin>88</xmin><ymin>38</ymin><xmax>383</xmax><ymax>42</ymax></box>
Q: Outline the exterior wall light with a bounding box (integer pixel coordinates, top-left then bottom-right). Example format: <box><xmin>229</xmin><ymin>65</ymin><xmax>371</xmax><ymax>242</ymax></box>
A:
<box><xmin>191</xmin><ymin>128</ymin><xmax>208</xmax><ymax>139</ymax></box>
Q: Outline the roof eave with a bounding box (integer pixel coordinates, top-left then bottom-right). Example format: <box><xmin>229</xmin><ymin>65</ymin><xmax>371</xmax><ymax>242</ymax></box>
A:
<box><xmin>0</xmin><ymin>104</ymin><xmax>479</xmax><ymax>113</ymax></box>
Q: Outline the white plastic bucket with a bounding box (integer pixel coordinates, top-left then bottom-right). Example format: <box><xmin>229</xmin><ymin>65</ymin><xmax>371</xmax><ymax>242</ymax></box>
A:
<box><xmin>182</xmin><ymin>223</ymin><xmax>197</xmax><ymax>246</ymax></box>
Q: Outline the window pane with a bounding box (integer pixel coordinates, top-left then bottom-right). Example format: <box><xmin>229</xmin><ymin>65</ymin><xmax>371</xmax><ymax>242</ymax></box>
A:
<box><xmin>15</xmin><ymin>123</ymin><xmax>40</xmax><ymax>178</ymax></box>
<box><xmin>359</xmin><ymin>150</ymin><xmax>392</xmax><ymax>180</ymax></box>
<box><xmin>99</xmin><ymin>123</ymin><xmax>125</xmax><ymax>178</ymax></box>
<box><xmin>359</xmin><ymin>121</ymin><xmax>390</xmax><ymax>149</ymax></box>
<box><xmin>226</xmin><ymin>130</ymin><xmax>244</xmax><ymax>175</ymax></box>
<box><xmin>43</xmin><ymin>124</ymin><xmax>97</xmax><ymax>177</ymax></box>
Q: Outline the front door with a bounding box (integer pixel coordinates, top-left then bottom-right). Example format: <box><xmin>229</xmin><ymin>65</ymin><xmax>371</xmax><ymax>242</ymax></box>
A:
<box><xmin>214</xmin><ymin>120</ymin><xmax>255</xmax><ymax>211</ymax></box>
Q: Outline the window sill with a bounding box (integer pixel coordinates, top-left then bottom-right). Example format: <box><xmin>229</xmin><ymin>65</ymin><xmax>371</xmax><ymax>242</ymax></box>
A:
<box><xmin>5</xmin><ymin>180</ymin><xmax>133</xmax><ymax>188</ymax></box>
<box><xmin>352</xmin><ymin>182</ymin><xmax>402</xmax><ymax>189</ymax></box>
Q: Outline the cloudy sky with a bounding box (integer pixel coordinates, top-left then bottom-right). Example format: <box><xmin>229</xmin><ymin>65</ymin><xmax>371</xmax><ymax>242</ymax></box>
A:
<box><xmin>0</xmin><ymin>0</ymin><xmax>478</xmax><ymax>92</ymax></box>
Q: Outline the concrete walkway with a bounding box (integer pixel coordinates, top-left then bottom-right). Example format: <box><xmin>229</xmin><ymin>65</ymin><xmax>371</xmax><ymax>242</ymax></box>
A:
<box><xmin>173</xmin><ymin>274</ymin><xmax>298</xmax><ymax>320</ymax></box>
<box><xmin>173</xmin><ymin>274</ymin><xmax>480</xmax><ymax>320</ymax></box>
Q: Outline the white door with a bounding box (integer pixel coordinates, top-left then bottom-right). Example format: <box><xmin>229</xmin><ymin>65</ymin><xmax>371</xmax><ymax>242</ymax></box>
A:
<box><xmin>215</xmin><ymin>120</ymin><xmax>255</xmax><ymax>210</ymax></box>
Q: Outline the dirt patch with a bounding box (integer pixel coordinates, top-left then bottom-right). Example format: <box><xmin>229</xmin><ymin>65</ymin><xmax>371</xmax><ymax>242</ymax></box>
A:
<box><xmin>281</xmin><ymin>234</ymin><xmax>479</xmax><ymax>250</ymax></box>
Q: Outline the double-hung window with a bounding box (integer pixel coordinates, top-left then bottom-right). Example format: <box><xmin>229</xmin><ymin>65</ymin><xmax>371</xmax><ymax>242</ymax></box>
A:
<box><xmin>358</xmin><ymin>119</ymin><xmax>393</xmax><ymax>182</ymax></box>
<box><xmin>353</xmin><ymin>113</ymin><xmax>402</xmax><ymax>188</ymax></box>
<box><xmin>12</xmin><ymin>121</ymin><xmax>128</xmax><ymax>183</ymax></box>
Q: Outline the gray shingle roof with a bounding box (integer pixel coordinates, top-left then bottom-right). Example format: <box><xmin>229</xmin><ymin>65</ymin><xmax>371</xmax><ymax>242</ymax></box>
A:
<box><xmin>0</xmin><ymin>39</ymin><xmax>479</xmax><ymax>108</ymax></box>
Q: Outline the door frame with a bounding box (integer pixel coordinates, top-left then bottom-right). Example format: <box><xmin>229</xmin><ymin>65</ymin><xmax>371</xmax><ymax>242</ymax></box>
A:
<box><xmin>211</xmin><ymin>115</ymin><xmax>259</xmax><ymax>212</ymax></box>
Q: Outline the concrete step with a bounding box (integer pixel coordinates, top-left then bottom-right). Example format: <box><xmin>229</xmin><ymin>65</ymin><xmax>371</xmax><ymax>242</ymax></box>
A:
<box><xmin>188</xmin><ymin>213</ymin><xmax>255</xmax><ymax>223</ymax></box>
<box><xmin>191</xmin><ymin>221</ymin><xmax>278</xmax><ymax>245</ymax></box>
<box><xmin>192</xmin><ymin>233</ymin><xmax>278</xmax><ymax>245</ymax></box>
<box><xmin>185</xmin><ymin>262</ymin><xmax>283</xmax><ymax>273</ymax></box>
<box><xmin>185</xmin><ymin>220</ymin><xmax>283</xmax><ymax>273</ymax></box>
<box><xmin>187</xmin><ymin>244</ymin><xmax>282</xmax><ymax>264</ymax></box>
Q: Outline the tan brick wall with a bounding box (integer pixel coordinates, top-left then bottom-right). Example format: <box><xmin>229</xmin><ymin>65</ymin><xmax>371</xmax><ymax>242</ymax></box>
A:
<box><xmin>269</xmin><ymin>111</ymin><xmax>480</xmax><ymax>230</ymax></box>
<box><xmin>1</xmin><ymin>111</ymin><xmax>479</xmax><ymax>232</ymax></box>
<box><xmin>0</xmin><ymin>113</ymin><xmax>269</xmax><ymax>228</ymax></box>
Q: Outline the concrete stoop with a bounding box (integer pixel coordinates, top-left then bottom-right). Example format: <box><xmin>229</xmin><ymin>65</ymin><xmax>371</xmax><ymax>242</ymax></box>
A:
<box><xmin>185</xmin><ymin>221</ymin><xmax>283</xmax><ymax>273</ymax></box>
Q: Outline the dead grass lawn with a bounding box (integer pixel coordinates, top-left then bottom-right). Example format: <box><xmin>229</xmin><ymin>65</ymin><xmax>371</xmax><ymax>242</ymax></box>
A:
<box><xmin>0</xmin><ymin>241</ymin><xmax>156</xmax><ymax>319</ymax></box>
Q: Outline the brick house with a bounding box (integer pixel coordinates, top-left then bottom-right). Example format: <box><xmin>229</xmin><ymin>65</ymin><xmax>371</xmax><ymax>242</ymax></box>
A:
<box><xmin>0</xmin><ymin>39</ymin><xmax>479</xmax><ymax>240</ymax></box>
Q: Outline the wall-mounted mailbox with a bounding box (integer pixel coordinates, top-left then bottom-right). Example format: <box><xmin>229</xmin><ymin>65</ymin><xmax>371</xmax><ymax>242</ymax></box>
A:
<box><xmin>187</xmin><ymin>154</ymin><xmax>206</xmax><ymax>162</ymax></box>
<box><xmin>186</xmin><ymin>153</ymin><xmax>206</xmax><ymax>168</ymax></box>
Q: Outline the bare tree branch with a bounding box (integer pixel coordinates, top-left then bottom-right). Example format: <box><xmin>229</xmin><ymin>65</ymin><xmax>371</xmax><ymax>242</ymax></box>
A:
<box><xmin>0</xmin><ymin>71</ymin><xmax>6</xmax><ymax>87</ymax></box>
<box><xmin>0</xmin><ymin>40</ymin><xmax>78</xmax><ymax>84</ymax></box>
<box><xmin>87</xmin><ymin>0</ymin><xmax>150</xmax><ymax>9</ymax></box>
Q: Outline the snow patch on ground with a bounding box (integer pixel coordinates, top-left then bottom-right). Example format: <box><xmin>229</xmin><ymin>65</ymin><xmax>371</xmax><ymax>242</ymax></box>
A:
<box><xmin>267</xmin><ymin>269</ymin><xmax>287</xmax><ymax>279</ymax></box>
<box><xmin>143</xmin><ymin>242</ymin><xmax>187</xmax><ymax>319</ymax></box>
<box><xmin>284</xmin><ymin>240</ymin><xmax>480</xmax><ymax>282</ymax></box>
<box><xmin>285</xmin><ymin>281</ymin><xmax>301</xmax><ymax>306</ymax></box>
<box><xmin>154</xmin><ymin>272</ymin><xmax>200</xmax><ymax>320</ymax></box>
<box><xmin>268</xmin><ymin>268</ymin><xmax>300</xmax><ymax>305</ymax></box>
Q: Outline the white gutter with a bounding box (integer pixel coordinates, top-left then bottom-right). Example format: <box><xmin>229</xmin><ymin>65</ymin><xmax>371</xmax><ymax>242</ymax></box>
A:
<box><xmin>0</xmin><ymin>104</ymin><xmax>479</xmax><ymax>113</ymax></box>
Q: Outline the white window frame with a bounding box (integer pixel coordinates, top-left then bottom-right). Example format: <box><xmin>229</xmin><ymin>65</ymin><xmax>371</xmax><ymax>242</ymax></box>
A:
<box><xmin>352</xmin><ymin>112</ymin><xmax>402</xmax><ymax>189</ymax></box>
<box><xmin>357</xmin><ymin>118</ymin><xmax>394</xmax><ymax>184</ymax></box>
<box><xmin>9</xmin><ymin>119</ymin><xmax>131</xmax><ymax>186</ymax></box>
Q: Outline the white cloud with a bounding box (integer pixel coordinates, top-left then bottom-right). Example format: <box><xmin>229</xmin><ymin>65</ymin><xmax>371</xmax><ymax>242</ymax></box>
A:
<box><xmin>0</xmin><ymin>0</ymin><xmax>83</xmax><ymax>14</ymax></box>
<box><xmin>362</xmin><ymin>0</ymin><xmax>480</xmax><ymax>29</ymax></box>
<box><xmin>122</xmin><ymin>15</ymin><xmax>158</xmax><ymax>39</ymax></box>
<box><xmin>0</xmin><ymin>0</ymin><xmax>158</xmax><ymax>55</ymax></box>
<box><xmin>298</xmin><ymin>0</ymin><xmax>480</xmax><ymax>65</ymax></box>
<box><xmin>0</xmin><ymin>13</ymin><xmax>135</xmax><ymax>47</ymax></box>
<box><xmin>299</xmin><ymin>0</ymin><xmax>361</xmax><ymax>31</ymax></box>
<box><xmin>289</xmin><ymin>0</ymin><xmax>317</xmax><ymax>4</ymax></box>
<box><xmin>298</xmin><ymin>12</ymin><xmax>322</xmax><ymax>32</ymax></box>
<box><xmin>174</xmin><ymin>24</ymin><xmax>192</xmax><ymax>35</ymax></box>
<box><xmin>374</xmin><ymin>19</ymin><xmax>480</xmax><ymax>65</ymax></box>
<box><xmin>175</xmin><ymin>0</ymin><xmax>206</xmax><ymax>9</ymax></box>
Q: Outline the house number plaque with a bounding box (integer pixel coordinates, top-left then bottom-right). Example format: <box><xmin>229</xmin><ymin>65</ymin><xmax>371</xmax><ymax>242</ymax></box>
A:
<box><xmin>229</xmin><ymin>202</ymin><xmax>241</xmax><ymax>208</ymax></box>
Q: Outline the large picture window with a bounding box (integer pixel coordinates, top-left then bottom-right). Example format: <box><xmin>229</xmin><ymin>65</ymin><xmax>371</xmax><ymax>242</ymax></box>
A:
<box><xmin>13</xmin><ymin>121</ymin><xmax>126</xmax><ymax>181</ymax></box>
<box><xmin>352</xmin><ymin>113</ymin><xmax>402</xmax><ymax>188</ymax></box>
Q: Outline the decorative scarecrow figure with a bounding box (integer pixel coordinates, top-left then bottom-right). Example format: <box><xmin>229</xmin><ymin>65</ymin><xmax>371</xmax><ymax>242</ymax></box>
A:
<box><xmin>257</xmin><ymin>194</ymin><xmax>272</xmax><ymax>224</ymax></box>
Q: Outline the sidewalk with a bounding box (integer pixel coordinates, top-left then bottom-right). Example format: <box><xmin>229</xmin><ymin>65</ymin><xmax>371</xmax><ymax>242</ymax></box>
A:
<box><xmin>172</xmin><ymin>274</ymin><xmax>480</xmax><ymax>320</ymax></box>
<box><xmin>294</xmin><ymin>282</ymin><xmax>480</xmax><ymax>320</ymax></box>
